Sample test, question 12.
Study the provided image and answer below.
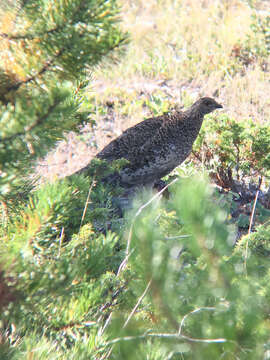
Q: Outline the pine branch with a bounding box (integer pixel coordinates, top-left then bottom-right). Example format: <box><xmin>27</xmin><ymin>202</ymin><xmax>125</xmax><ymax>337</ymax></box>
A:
<box><xmin>0</xmin><ymin>26</ymin><xmax>62</xmax><ymax>40</ymax></box>
<box><xmin>1</xmin><ymin>97</ymin><xmax>62</xmax><ymax>143</ymax></box>
<box><xmin>0</xmin><ymin>0</ymin><xmax>114</xmax><ymax>41</ymax></box>
<box><xmin>4</xmin><ymin>49</ymin><xmax>65</xmax><ymax>94</ymax></box>
<box><xmin>1</xmin><ymin>0</ymin><xmax>128</xmax><ymax>99</ymax></box>
<box><xmin>4</xmin><ymin>33</ymin><xmax>126</xmax><ymax>95</ymax></box>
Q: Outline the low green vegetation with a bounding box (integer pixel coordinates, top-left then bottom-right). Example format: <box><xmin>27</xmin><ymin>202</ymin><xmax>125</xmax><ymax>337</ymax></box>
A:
<box><xmin>1</xmin><ymin>0</ymin><xmax>270</xmax><ymax>359</ymax></box>
<box><xmin>2</xmin><ymin>173</ymin><xmax>270</xmax><ymax>359</ymax></box>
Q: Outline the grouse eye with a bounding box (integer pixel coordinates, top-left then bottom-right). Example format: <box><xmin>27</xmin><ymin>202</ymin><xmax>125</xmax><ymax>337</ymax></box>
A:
<box><xmin>204</xmin><ymin>100</ymin><xmax>212</xmax><ymax>106</ymax></box>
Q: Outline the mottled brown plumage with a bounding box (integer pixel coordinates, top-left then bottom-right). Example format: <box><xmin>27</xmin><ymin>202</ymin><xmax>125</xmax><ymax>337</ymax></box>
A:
<box><xmin>95</xmin><ymin>97</ymin><xmax>222</xmax><ymax>187</ymax></box>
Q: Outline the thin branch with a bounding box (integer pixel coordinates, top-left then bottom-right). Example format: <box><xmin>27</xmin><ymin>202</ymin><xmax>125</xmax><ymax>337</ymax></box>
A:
<box><xmin>116</xmin><ymin>248</ymin><xmax>134</xmax><ymax>276</ymax></box>
<box><xmin>165</xmin><ymin>235</ymin><xmax>191</xmax><ymax>240</ymax></box>
<box><xmin>248</xmin><ymin>177</ymin><xmax>262</xmax><ymax>235</ymax></box>
<box><xmin>104</xmin><ymin>331</ymin><xmax>228</xmax><ymax>347</ymax></box>
<box><xmin>135</xmin><ymin>178</ymin><xmax>179</xmax><ymax>219</ymax></box>
<box><xmin>0</xmin><ymin>26</ymin><xmax>61</xmax><ymax>40</ymax></box>
<box><xmin>80</xmin><ymin>176</ymin><xmax>96</xmax><ymax>228</ymax></box>
<box><xmin>57</xmin><ymin>227</ymin><xmax>65</xmax><ymax>258</ymax></box>
<box><xmin>244</xmin><ymin>177</ymin><xmax>262</xmax><ymax>270</ymax></box>
<box><xmin>98</xmin><ymin>313</ymin><xmax>112</xmax><ymax>338</ymax></box>
<box><xmin>5</xmin><ymin>49</ymin><xmax>64</xmax><ymax>94</ymax></box>
<box><xmin>178</xmin><ymin>307</ymin><xmax>217</xmax><ymax>335</ymax></box>
<box><xmin>247</xmin><ymin>190</ymin><xmax>260</xmax><ymax>235</ymax></box>
<box><xmin>123</xmin><ymin>278</ymin><xmax>152</xmax><ymax>328</ymax></box>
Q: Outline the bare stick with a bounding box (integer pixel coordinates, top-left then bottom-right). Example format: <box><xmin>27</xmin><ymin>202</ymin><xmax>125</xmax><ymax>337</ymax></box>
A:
<box><xmin>123</xmin><ymin>278</ymin><xmax>153</xmax><ymax>329</ymax></box>
<box><xmin>58</xmin><ymin>227</ymin><xmax>65</xmax><ymax>258</ymax></box>
<box><xmin>179</xmin><ymin>307</ymin><xmax>217</xmax><ymax>336</ymax></box>
<box><xmin>248</xmin><ymin>191</ymin><xmax>260</xmax><ymax>235</ymax></box>
<box><xmin>80</xmin><ymin>176</ymin><xmax>95</xmax><ymax>228</ymax></box>
<box><xmin>244</xmin><ymin>177</ymin><xmax>262</xmax><ymax>269</ymax></box>
<box><xmin>104</xmin><ymin>331</ymin><xmax>228</xmax><ymax>346</ymax></box>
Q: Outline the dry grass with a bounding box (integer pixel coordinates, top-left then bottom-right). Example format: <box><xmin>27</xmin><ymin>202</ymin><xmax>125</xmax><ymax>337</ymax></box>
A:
<box><xmin>102</xmin><ymin>0</ymin><xmax>269</xmax><ymax>118</ymax></box>
<box><xmin>37</xmin><ymin>0</ymin><xmax>270</xmax><ymax>179</ymax></box>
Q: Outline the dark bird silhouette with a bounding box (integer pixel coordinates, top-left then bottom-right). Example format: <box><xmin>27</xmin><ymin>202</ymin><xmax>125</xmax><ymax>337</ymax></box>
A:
<box><xmin>89</xmin><ymin>97</ymin><xmax>222</xmax><ymax>187</ymax></box>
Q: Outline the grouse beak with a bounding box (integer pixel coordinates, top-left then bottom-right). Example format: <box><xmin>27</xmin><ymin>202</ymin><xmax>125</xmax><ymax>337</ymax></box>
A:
<box><xmin>216</xmin><ymin>102</ymin><xmax>223</xmax><ymax>109</ymax></box>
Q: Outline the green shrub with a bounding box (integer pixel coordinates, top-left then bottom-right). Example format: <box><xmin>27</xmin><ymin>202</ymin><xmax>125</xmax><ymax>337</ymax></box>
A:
<box><xmin>107</xmin><ymin>177</ymin><xmax>270</xmax><ymax>359</ymax></box>
<box><xmin>194</xmin><ymin>113</ymin><xmax>270</xmax><ymax>178</ymax></box>
<box><xmin>2</xmin><ymin>176</ymin><xmax>270</xmax><ymax>359</ymax></box>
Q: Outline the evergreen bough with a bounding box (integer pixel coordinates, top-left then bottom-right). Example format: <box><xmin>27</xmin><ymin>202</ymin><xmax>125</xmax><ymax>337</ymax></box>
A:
<box><xmin>0</xmin><ymin>0</ymin><xmax>128</xmax><ymax>200</ymax></box>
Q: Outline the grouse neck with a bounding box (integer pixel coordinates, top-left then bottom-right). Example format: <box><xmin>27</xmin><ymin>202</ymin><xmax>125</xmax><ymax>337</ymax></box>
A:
<box><xmin>185</xmin><ymin>104</ymin><xmax>204</xmax><ymax>117</ymax></box>
<box><xmin>184</xmin><ymin>106</ymin><xmax>205</xmax><ymax>127</ymax></box>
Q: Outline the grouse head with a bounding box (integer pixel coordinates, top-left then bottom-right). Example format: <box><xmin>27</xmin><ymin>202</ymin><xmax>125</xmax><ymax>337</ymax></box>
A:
<box><xmin>191</xmin><ymin>97</ymin><xmax>223</xmax><ymax>116</ymax></box>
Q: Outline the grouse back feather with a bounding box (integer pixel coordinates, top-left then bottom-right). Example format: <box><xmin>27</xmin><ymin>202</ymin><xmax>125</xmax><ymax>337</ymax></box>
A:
<box><xmin>97</xmin><ymin>114</ymin><xmax>171</xmax><ymax>162</ymax></box>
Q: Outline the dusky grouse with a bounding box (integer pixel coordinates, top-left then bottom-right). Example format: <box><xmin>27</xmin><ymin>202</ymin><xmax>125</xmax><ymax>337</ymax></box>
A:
<box><xmin>87</xmin><ymin>97</ymin><xmax>222</xmax><ymax>187</ymax></box>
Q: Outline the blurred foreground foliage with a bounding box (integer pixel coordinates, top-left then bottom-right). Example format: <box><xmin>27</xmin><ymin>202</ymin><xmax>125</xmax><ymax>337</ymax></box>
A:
<box><xmin>2</xmin><ymin>175</ymin><xmax>270</xmax><ymax>359</ymax></box>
